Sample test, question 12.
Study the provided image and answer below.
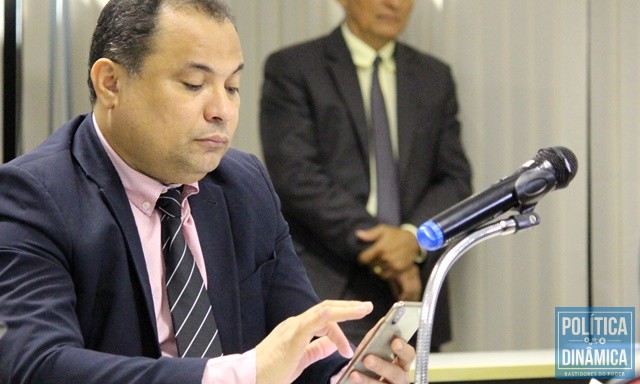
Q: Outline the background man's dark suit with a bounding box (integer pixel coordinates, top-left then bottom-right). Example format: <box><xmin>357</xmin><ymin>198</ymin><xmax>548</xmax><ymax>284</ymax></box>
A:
<box><xmin>260</xmin><ymin>27</ymin><xmax>473</xmax><ymax>347</ymax></box>
<box><xmin>0</xmin><ymin>114</ymin><xmax>346</xmax><ymax>384</ymax></box>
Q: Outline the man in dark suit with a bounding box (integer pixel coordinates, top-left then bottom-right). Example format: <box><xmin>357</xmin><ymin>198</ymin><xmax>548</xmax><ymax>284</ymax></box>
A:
<box><xmin>0</xmin><ymin>1</ymin><xmax>416</xmax><ymax>383</ymax></box>
<box><xmin>260</xmin><ymin>0</ymin><xmax>472</xmax><ymax>346</ymax></box>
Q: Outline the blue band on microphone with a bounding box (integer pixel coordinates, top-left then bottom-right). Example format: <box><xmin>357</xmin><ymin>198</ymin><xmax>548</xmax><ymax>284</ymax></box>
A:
<box><xmin>417</xmin><ymin>221</ymin><xmax>444</xmax><ymax>251</ymax></box>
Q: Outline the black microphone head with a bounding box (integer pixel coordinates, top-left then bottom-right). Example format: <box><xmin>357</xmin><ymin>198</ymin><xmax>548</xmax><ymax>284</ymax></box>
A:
<box><xmin>535</xmin><ymin>146</ymin><xmax>578</xmax><ymax>188</ymax></box>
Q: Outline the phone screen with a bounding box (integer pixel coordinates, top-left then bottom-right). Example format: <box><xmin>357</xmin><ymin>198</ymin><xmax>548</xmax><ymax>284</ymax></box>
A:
<box><xmin>337</xmin><ymin>301</ymin><xmax>421</xmax><ymax>383</ymax></box>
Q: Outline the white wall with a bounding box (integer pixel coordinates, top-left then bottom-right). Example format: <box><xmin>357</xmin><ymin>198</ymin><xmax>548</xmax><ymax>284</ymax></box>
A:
<box><xmin>20</xmin><ymin>0</ymin><xmax>102</xmax><ymax>153</ymax></box>
<box><xmin>411</xmin><ymin>0</ymin><xmax>590</xmax><ymax>351</ymax></box>
<box><xmin>15</xmin><ymin>0</ymin><xmax>639</xmax><ymax>352</ymax></box>
<box><xmin>590</xmin><ymin>0</ymin><xmax>640</xmax><ymax>341</ymax></box>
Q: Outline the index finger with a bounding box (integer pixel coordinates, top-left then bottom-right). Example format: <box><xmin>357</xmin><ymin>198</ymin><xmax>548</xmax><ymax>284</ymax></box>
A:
<box><xmin>298</xmin><ymin>300</ymin><xmax>374</xmax><ymax>356</ymax></box>
<box><xmin>358</xmin><ymin>243</ymin><xmax>383</xmax><ymax>265</ymax></box>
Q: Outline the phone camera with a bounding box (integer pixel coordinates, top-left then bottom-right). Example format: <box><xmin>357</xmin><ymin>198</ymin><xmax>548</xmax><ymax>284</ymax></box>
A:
<box><xmin>391</xmin><ymin>306</ymin><xmax>405</xmax><ymax>325</ymax></box>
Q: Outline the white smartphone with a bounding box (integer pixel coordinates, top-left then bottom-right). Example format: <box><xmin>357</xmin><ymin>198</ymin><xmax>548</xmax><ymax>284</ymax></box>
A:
<box><xmin>0</xmin><ymin>321</ymin><xmax>6</xmax><ymax>340</ymax></box>
<box><xmin>337</xmin><ymin>301</ymin><xmax>421</xmax><ymax>383</ymax></box>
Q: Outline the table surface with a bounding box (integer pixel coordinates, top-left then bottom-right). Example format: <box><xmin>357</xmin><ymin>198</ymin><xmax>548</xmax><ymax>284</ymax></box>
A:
<box><xmin>422</xmin><ymin>349</ymin><xmax>556</xmax><ymax>382</ymax></box>
<box><xmin>413</xmin><ymin>346</ymin><xmax>639</xmax><ymax>382</ymax></box>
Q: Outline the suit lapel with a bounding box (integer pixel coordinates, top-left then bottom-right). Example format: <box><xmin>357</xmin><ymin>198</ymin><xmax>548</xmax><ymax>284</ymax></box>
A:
<box><xmin>395</xmin><ymin>44</ymin><xmax>421</xmax><ymax>186</ymax></box>
<box><xmin>71</xmin><ymin>115</ymin><xmax>160</xmax><ymax>348</ymax></box>
<box><xmin>72</xmin><ymin>115</ymin><xmax>243</xmax><ymax>354</ymax></box>
<box><xmin>325</xmin><ymin>28</ymin><xmax>370</xmax><ymax>161</ymax></box>
<box><xmin>189</xmin><ymin>182</ymin><xmax>242</xmax><ymax>354</ymax></box>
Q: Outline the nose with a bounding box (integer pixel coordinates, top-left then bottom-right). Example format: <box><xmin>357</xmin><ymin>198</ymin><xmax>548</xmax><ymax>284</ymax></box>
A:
<box><xmin>204</xmin><ymin>86</ymin><xmax>238</xmax><ymax>124</ymax></box>
<box><xmin>382</xmin><ymin>0</ymin><xmax>407</xmax><ymax>8</ymax></box>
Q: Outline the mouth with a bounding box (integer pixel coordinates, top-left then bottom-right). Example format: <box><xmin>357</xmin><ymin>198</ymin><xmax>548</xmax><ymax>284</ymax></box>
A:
<box><xmin>377</xmin><ymin>14</ymin><xmax>401</xmax><ymax>23</ymax></box>
<box><xmin>195</xmin><ymin>135</ymin><xmax>229</xmax><ymax>149</ymax></box>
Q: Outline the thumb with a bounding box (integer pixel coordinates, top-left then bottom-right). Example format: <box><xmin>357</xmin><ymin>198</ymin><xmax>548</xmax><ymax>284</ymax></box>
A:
<box><xmin>355</xmin><ymin>226</ymin><xmax>382</xmax><ymax>242</ymax></box>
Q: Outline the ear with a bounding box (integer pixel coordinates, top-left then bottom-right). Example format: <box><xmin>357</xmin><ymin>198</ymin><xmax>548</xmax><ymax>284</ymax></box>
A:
<box><xmin>90</xmin><ymin>58</ymin><xmax>124</xmax><ymax>109</ymax></box>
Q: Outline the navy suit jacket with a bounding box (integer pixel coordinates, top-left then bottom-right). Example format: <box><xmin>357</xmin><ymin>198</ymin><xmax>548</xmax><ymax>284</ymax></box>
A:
<box><xmin>0</xmin><ymin>114</ymin><xmax>347</xmax><ymax>383</ymax></box>
<box><xmin>260</xmin><ymin>27</ymin><xmax>473</xmax><ymax>345</ymax></box>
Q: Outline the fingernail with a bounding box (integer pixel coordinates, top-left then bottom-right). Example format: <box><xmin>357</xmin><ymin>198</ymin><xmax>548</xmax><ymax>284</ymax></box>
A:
<box><xmin>365</xmin><ymin>356</ymin><xmax>377</xmax><ymax>369</ymax></box>
<box><xmin>344</xmin><ymin>348</ymin><xmax>354</xmax><ymax>359</ymax></box>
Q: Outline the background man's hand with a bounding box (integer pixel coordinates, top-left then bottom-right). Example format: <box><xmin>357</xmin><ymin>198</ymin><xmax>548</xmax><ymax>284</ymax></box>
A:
<box><xmin>356</xmin><ymin>225</ymin><xmax>421</xmax><ymax>279</ymax></box>
<box><xmin>390</xmin><ymin>265</ymin><xmax>422</xmax><ymax>301</ymax></box>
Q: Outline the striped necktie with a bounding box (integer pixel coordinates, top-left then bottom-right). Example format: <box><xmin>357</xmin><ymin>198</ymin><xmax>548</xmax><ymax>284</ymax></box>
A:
<box><xmin>156</xmin><ymin>187</ymin><xmax>223</xmax><ymax>358</ymax></box>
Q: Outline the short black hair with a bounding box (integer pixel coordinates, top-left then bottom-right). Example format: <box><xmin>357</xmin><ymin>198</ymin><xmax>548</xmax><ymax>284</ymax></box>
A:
<box><xmin>87</xmin><ymin>0</ymin><xmax>234</xmax><ymax>105</ymax></box>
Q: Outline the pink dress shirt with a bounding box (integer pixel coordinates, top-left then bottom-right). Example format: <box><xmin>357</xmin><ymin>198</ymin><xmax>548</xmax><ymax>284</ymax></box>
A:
<box><xmin>93</xmin><ymin>115</ymin><xmax>255</xmax><ymax>383</ymax></box>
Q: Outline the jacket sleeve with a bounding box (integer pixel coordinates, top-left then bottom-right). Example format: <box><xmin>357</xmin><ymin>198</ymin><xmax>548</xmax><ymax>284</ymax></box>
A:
<box><xmin>247</xmin><ymin>154</ymin><xmax>350</xmax><ymax>384</ymax></box>
<box><xmin>0</xmin><ymin>164</ymin><xmax>208</xmax><ymax>384</ymax></box>
<box><xmin>405</xmin><ymin>64</ymin><xmax>472</xmax><ymax>226</ymax></box>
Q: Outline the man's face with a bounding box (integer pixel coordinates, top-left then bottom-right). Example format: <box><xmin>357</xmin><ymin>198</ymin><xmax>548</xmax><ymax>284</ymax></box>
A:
<box><xmin>107</xmin><ymin>7</ymin><xmax>244</xmax><ymax>184</ymax></box>
<box><xmin>339</xmin><ymin>0</ymin><xmax>414</xmax><ymax>49</ymax></box>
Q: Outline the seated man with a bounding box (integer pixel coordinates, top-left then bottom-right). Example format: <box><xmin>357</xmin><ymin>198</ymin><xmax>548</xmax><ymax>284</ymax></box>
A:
<box><xmin>0</xmin><ymin>1</ymin><xmax>414</xmax><ymax>383</ymax></box>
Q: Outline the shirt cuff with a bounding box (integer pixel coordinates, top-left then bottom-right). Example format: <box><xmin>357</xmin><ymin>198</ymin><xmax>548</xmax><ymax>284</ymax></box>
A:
<box><xmin>400</xmin><ymin>224</ymin><xmax>428</xmax><ymax>264</ymax></box>
<box><xmin>202</xmin><ymin>349</ymin><xmax>256</xmax><ymax>384</ymax></box>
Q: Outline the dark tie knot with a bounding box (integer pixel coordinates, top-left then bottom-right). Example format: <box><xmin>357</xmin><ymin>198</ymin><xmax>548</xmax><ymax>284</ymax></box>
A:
<box><xmin>156</xmin><ymin>187</ymin><xmax>184</xmax><ymax>219</ymax></box>
<box><xmin>373</xmin><ymin>56</ymin><xmax>382</xmax><ymax>71</ymax></box>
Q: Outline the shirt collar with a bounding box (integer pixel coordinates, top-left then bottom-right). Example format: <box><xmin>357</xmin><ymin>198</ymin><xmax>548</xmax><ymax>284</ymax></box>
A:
<box><xmin>92</xmin><ymin>113</ymin><xmax>199</xmax><ymax>217</ymax></box>
<box><xmin>341</xmin><ymin>22</ymin><xmax>396</xmax><ymax>71</ymax></box>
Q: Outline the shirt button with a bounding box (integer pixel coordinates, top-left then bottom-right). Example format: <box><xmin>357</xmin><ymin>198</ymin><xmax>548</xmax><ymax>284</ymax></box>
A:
<box><xmin>143</xmin><ymin>201</ymin><xmax>151</xmax><ymax>211</ymax></box>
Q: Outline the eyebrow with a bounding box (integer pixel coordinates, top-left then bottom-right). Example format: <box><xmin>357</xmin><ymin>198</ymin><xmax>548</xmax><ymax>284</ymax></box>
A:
<box><xmin>186</xmin><ymin>62</ymin><xmax>244</xmax><ymax>75</ymax></box>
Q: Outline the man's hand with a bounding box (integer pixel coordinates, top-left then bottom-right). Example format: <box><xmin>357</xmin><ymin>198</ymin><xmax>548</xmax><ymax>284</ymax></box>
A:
<box><xmin>389</xmin><ymin>265</ymin><xmax>422</xmax><ymax>301</ymax></box>
<box><xmin>255</xmin><ymin>300</ymin><xmax>373</xmax><ymax>384</ymax></box>
<box><xmin>356</xmin><ymin>225</ymin><xmax>421</xmax><ymax>279</ymax></box>
<box><xmin>347</xmin><ymin>332</ymin><xmax>415</xmax><ymax>383</ymax></box>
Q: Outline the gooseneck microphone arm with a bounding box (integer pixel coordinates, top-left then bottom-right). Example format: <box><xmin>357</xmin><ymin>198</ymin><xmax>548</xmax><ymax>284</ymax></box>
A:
<box><xmin>413</xmin><ymin>146</ymin><xmax>579</xmax><ymax>383</ymax></box>
<box><xmin>414</xmin><ymin>212</ymin><xmax>541</xmax><ymax>384</ymax></box>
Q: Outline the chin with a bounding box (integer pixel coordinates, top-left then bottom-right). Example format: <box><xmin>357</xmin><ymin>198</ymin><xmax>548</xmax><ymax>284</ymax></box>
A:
<box><xmin>201</xmin><ymin>159</ymin><xmax>223</xmax><ymax>175</ymax></box>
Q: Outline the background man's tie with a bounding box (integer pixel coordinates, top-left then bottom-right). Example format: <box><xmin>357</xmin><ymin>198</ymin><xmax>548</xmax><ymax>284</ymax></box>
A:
<box><xmin>371</xmin><ymin>56</ymin><xmax>401</xmax><ymax>226</ymax></box>
<box><xmin>157</xmin><ymin>187</ymin><xmax>223</xmax><ymax>358</ymax></box>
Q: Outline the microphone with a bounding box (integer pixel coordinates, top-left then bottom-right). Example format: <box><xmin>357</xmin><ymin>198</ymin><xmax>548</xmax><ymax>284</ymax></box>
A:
<box><xmin>417</xmin><ymin>146</ymin><xmax>578</xmax><ymax>251</ymax></box>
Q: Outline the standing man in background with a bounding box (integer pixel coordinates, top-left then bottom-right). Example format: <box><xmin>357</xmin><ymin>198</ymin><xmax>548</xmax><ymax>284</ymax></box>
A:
<box><xmin>260</xmin><ymin>0</ymin><xmax>472</xmax><ymax>346</ymax></box>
